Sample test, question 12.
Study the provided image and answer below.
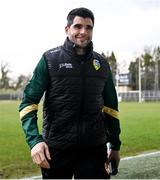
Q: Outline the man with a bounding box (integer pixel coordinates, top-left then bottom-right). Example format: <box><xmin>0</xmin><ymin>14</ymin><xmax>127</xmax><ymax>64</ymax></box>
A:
<box><xmin>19</xmin><ymin>7</ymin><xmax>121</xmax><ymax>179</ymax></box>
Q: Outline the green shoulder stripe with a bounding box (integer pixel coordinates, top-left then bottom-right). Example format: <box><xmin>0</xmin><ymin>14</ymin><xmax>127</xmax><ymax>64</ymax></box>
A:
<box><xmin>102</xmin><ymin>106</ymin><xmax>119</xmax><ymax>119</ymax></box>
<box><xmin>20</xmin><ymin>104</ymin><xmax>38</xmax><ymax>120</ymax></box>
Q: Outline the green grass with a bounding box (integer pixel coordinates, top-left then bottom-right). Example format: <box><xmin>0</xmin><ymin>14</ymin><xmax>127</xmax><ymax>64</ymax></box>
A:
<box><xmin>0</xmin><ymin>101</ymin><xmax>160</xmax><ymax>178</ymax></box>
<box><xmin>119</xmin><ymin>102</ymin><xmax>160</xmax><ymax>156</ymax></box>
<box><xmin>0</xmin><ymin>101</ymin><xmax>42</xmax><ymax>178</ymax></box>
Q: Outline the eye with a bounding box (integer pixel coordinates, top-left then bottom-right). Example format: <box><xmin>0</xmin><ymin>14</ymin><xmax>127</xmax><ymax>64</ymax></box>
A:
<box><xmin>73</xmin><ymin>24</ymin><xmax>93</xmax><ymax>31</ymax></box>
<box><xmin>86</xmin><ymin>25</ymin><xmax>93</xmax><ymax>30</ymax></box>
<box><xmin>74</xmin><ymin>24</ymin><xmax>82</xmax><ymax>29</ymax></box>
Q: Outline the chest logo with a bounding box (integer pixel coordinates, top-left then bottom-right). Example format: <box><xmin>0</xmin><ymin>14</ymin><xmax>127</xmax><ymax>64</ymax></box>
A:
<box><xmin>59</xmin><ymin>63</ymin><xmax>73</xmax><ymax>69</ymax></box>
<box><xmin>93</xmin><ymin>59</ymin><xmax>101</xmax><ymax>70</ymax></box>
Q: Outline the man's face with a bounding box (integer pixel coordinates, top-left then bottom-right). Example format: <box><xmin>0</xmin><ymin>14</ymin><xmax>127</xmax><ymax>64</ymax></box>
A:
<box><xmin>65</xmin><ymin>16</ymin><xmax>93</xmax><ymax>48</ymax></box>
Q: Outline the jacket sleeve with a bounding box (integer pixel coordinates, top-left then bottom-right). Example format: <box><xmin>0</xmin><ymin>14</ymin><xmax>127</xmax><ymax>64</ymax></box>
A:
<box><xmin>102</xmin><ymin>66</ymin><xmax>121</xmax><ymax>151</ymax></box>
<box><xmin>19</xmin><ymin>56</ymin><xmax>48</xmax><ymax>149</ymax></box>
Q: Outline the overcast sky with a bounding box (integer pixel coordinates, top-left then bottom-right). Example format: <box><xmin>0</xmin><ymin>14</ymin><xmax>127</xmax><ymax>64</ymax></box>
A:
<box><xmin>0</xmin><ymin>0</ymin><xmax>160</xmax><ymax>77</ymax></box>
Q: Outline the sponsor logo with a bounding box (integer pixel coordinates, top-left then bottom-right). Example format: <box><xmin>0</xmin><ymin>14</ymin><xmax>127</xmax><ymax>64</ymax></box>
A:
<box><xmin>59</xmin><ymin>63</ymin><xmax>73</xmax><ymax>69</ymax></box>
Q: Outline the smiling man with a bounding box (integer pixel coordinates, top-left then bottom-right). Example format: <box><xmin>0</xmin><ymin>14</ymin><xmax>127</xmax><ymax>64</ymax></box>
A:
<box><xmin>65</xmin><ymin>15</ymin><xmax>93</xmax><ymax>50</ymax></box>
<box><xmin>19</xmin><ymin>7</ymin><xmax>121</xmax><ymax>179</ymax></box>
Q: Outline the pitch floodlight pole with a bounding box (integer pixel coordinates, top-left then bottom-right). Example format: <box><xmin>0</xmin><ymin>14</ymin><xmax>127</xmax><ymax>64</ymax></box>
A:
<box><xmin>116</xmin><ymin>62</ymin><xmax>119</xmax><ymax>99</ymax></box>
<box><xmin>138</xmin><ymin>58</ymin><xmax>142</xmax><ymax>103</ymax></box>
<box><xmin>116</xmin><ymin>64</ymin><xmax>119</xmax><ymax>93</ymax></box>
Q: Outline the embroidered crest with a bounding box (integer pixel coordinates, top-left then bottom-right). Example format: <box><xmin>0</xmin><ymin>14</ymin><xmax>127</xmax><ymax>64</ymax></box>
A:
<box><xmin>93</xmin><ymin>59</ymin><xmax>101</xmax><ymax>70</ymax></box>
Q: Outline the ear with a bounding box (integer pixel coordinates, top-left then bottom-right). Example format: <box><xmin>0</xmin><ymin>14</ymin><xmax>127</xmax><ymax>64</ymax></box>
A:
<box><xmin>65</xmin><ymin>26</ymin><xmax>69</xmax><ymax>34</ymax></box>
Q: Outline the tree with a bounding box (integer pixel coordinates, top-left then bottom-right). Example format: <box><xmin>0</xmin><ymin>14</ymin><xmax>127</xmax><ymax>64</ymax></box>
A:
<box><xmin>128</xmin><ymin>46</ymin><xmax>160</xmax><ymax>91</ymax></box>
<box><xmin>141</xmin><ymin>48</ymin><xmax>154</xmax><ymax>90</ymax></box>
<box><xmin>101</xmin><ymin>51</ymin><xmax>117</xmax><ymax>85</ymax></box>
<box><xmin>153</xmin><ymin>46</ymin><xmax>160</xmax><ymax>91</ymax></box>
<box><xmin>0</xmin><ymin>61</ymin><xmax>11</xmax><ymax>89</ymax></box>
<box><xmin>14</xmin><ymin>74</ymin><xmax>31</xmax><ymax>90</ymax></box>
<box><xmin>128</xmin><ymin>58</ymin><xmax>139</xmax><ymax>90</ymax></box>
<box><xmin>0</xmin><ymin>61</ymin><xmax>31</xmax><ymax>90</ymax></box>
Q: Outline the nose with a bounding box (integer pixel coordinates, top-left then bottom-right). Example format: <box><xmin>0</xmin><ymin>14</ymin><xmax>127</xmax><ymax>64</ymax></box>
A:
<box><xmin>80</xmin><ymin>27</ymin><xmax>87</xmax><ymax>34</ymax></box>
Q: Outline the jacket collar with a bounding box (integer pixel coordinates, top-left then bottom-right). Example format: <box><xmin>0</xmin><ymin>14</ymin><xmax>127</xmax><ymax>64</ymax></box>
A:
<box><xmin>63</xmin><ymin>37</ymin><xmax>93</xmax><ymax>60</ymax></box>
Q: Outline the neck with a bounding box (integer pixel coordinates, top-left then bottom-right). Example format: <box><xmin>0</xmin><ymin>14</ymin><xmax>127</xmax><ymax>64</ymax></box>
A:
<box><xmin>75</xmin><ymin>47</ymin><xmax>86</xmax><ymax>55</ymax></box>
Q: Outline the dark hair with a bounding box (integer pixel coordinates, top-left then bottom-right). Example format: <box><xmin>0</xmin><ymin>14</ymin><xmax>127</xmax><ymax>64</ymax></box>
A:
<box><xmin>67</xmin><ymin>7</ymin><xmax>94</xmax><ymax>26</ymax></box>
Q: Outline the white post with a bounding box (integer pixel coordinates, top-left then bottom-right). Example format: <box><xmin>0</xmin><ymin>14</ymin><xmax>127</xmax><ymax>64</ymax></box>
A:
<box><xmin>138</xmin><ymin>58</ymin><xmax>142</xmax><ymax>103</ymax></box>
<box><xmin>116</xmin><ymin>62</ymin><xmax>119</xmax><ymax>97</ymax></box>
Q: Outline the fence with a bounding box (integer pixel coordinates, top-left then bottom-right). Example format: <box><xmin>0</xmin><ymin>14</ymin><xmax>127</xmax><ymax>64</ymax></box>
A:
<box><xmin>0</xmin><ymin>92</ymin><xmax>23</xmax><ymax>100</ymax></box>
<box><xmin>0</xmin><ymin>91</ymin><xmax>160</xmax><ymax>102</ymax></box>
<box><xmin>118</xmin><ymin>90</ymin><xmax>160</xmax><ymax>102</ymax></box>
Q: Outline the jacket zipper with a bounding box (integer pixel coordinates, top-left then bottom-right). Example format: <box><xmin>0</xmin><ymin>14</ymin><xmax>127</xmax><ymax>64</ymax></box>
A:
<box><xmin>77</xmin><ymin>60</ymin><xmax>86</xmax><ymax>145</ymax></box>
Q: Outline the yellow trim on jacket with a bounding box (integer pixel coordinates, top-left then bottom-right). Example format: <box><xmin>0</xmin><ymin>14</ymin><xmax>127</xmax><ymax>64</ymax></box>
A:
<box><xmin>20</xmin><ymin>104</ymin><xmax>38</xmax><ymax>120</ymax></box>
<box><xmin>102</xmin><ymin>106</ymin><xmax>119</xmax><ymax>119</ymax></box>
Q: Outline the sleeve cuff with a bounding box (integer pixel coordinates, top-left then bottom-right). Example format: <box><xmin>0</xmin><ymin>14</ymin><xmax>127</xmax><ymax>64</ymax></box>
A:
<box><xmin>106</xmin><ymin>142</ymin><xmax>121</xmax><ymax>151</ymax></box>
<box><xmin>28</xmin><ymin>135</ymin><xmax>44</xmax><ymax>149</ymax></box>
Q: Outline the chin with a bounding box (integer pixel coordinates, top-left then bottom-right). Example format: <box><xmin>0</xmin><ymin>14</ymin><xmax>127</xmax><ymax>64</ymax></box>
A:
<box><xmin>76</xmin><ymin>43</ymin><xmax>88</xmax><ymax>48</ymax></box>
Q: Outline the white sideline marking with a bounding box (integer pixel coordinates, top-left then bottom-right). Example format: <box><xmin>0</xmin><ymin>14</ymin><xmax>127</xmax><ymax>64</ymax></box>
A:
<box><xmin>25</xmin><ymin>151</ymin><xmax>160</xmax><ymax>179</ymax></box>
<box><xmin>121</xmin><ymin>151</ymin><xmax>160</xmax><ymax>161</ymax></box>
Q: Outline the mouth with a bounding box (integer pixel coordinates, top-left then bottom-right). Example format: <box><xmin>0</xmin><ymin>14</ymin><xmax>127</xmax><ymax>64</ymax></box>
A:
<box><xmin>77</xmin><ymin>37</ymin><xmax>88</xmax><ymax>42</ymax></box>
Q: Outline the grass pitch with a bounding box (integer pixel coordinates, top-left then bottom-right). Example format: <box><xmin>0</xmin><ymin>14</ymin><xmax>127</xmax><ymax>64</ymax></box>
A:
<box><xmin>119</xmin><ymin>102</ymin><xmax>160</xmax><ymax>156</ymax></box>
<box><xmin>0</xmin><ymin>101</ymin><xmax>41</xmax><ymax>178</ymax></box>
<box><xmin>0</xmin><ymin>101</ymin><xmax>160</xmax><ymax>178</ymax></box>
